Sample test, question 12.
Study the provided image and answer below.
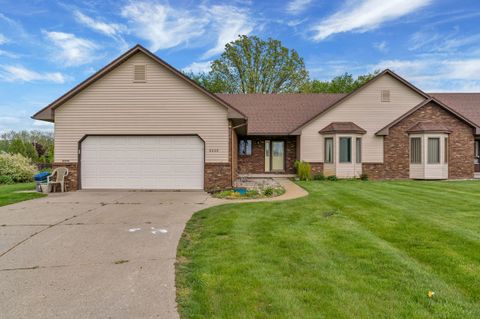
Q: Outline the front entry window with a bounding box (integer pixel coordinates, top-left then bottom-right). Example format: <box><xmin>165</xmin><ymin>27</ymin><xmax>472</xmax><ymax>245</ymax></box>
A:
<box><xmin>265</xmin><ymin>140</ymin><xmax>271</xmax><ymax>172</ymax></box>
<box><xmin>339</xmin><ymin>137</ymin><xmax>352</xmax><ymax>163</ymax></box>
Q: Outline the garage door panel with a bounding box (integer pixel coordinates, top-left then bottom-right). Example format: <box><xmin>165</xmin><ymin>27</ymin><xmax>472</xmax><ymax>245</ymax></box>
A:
<box><xmin>81</xmin><ymin>136</ymin><xmax>204</xmax><ymax>190</ymax></box>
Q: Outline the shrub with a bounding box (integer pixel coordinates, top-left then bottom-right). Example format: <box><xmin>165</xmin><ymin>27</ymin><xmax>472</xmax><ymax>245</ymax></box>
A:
<box><xmin>359</xmin><ymin>173</ymin><xmax>369</xmax><ymax>181</ymax></box>
<box><xmin>296</xmin><ymin>161</ymin><xmax>311</xmax><ymax>181</ymax></box>
<box><xmin>0</xmin><ymin>175</ymin><xmax>14</xmax><ymax>184</ymax></box>
<box><xmin>263</xmin><ymin>187</ymin><xmax>274</xmax><ymax>196</ymax></box>
<box><xmin>0</xmin><ymin>153</ymin><xmax>36</xmax><ymax>183</ymax></box>
<box><xmin>313</xmin><ymin>173</ymin><xmax>325</xmax><ymax>181</ymax></box>
<box><xmin>246</xmin><ymin>189</ymin><xmax>260</xmax><ymax>197</ymax></box>
<box><xmin>326</xmin><ymin>175</ymin><xmax>338</xmax><ymax>181</ymax></box>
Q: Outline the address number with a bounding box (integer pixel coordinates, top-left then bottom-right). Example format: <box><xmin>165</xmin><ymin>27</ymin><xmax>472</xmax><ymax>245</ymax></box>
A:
<box><xmin>208</xmin><ymin>149</ymin><xmax>219</xmax><ymax>153</ymax></box>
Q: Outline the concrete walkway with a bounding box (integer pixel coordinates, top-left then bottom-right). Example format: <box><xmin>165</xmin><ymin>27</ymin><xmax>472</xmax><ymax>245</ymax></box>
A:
<box><xmin>0</xmin><ymin>179</ymin><xmax>307</xmax><ymax>319</ymax></box>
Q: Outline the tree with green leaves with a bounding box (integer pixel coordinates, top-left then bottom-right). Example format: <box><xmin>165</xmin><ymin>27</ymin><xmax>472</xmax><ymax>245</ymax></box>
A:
<box><xmin>7</xmin><ymin>138</ymin><xmax>26</xmax><ymax>156</ymax></box>
<box><xmin>300</xmin><ymin>71</ymin><xmax>380</xmax><ymax>93</ymax></box>
<box><xmin>205</xmin><ymin>35</ymin><xmax>309</xmax><ymax>93</ymax></box>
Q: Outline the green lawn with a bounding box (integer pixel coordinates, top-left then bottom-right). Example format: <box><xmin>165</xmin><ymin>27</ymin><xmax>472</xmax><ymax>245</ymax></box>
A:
<box><xmin>0</xmin><ymin>183</ymin><xmax>46</xmax><ymax>207</ymax></box>
<box><xmin>176</xmin><ymin>180</ymin><xmax>480</xmax><ymax>318</ymax></box>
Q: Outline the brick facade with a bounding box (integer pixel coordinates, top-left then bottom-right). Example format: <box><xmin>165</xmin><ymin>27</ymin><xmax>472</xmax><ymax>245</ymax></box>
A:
<box><xmin>204</xmin><ymin>163</ymin><xmax>232</xmax><ymax>192</ymax></box>
<box><xmin>362</xmin><ymin>163</ymin><xmax>385</xmax><ymax>179</ymax></box>
<box><xmin>237</xmin><ymin>136</ymin><xmax>297</xmax><ymax>174</ymax></box>
<box><xmin>383</xmin><ymin>101</ymin><xmax>475</xmax><ymax>179</ymax></box>
<box><xmin>309</xmin><ymin>162</ymin><xmax>324</xmax><ymax>175</ymax></box>
<box><xmin>52</xmin><ymin>162</ymin><xmax>78</xmax><ymax>191</ymax></box>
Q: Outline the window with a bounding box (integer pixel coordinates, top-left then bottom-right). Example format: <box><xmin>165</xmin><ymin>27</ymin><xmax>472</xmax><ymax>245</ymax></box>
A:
<box><xmin>324</xmin><ymin>138</ymin><xmax>334</xmax><ymax>163</ymax></box>
<box><xmin>239</xmin><ymin>139</ymin><xmax>252</xmax><ymax>156</ymax></box>
<box><xmin>444</xmin><ymin>137</ymin><xmax>448</xmax><ymax>163</ymax></box>
<box><xmin>339</xmin><ymin>137</ymin><xmax>351</xmax><ymax>163</ymax></box>
<box><xmin>381</xmin><ymin>90</ymin><xmax>390</xmax><ymax>102</ymax></box>
<box><xmin>356</xmin><ymin>138</ymin><xmax>362</xmax><ymax>163</ymax></box>
<box><xmin>428</xmin><ymin>138</ymin><xmax>440</xmax><ymax>164</ymax></box>
<box><xmin>410</xmin><ymin>137</ymin><xmax>421</xmax><ymax>164</ymax></box>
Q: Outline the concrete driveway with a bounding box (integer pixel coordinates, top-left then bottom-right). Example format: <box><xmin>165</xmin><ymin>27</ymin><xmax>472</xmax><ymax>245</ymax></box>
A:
<box><xmin>0</xmin><ymin>190</ymin><xmax>218</xmax><ymax>319</ymax></box>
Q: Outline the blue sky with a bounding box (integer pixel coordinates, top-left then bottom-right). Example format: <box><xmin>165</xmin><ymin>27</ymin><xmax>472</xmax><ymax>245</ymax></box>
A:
<box><xmin>1</xmin><ymin>0</ymin><xmax>480</xmax><ymax>132</ymax></box>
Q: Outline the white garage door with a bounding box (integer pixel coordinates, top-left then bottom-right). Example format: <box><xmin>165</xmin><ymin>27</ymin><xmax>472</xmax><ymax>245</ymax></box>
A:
<box><xmin>80</xmin><ymin>136</ymin><xmax>204</xmax><ymax>190</ymax></box>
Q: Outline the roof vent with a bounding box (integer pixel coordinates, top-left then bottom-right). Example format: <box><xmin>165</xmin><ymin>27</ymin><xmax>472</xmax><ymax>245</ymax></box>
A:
<box><xmin>381</xmin><ymin>90</ymin><xmax>390</xmax><ymax>102</ymax></box>
<box><xmin>133</xmin><ymin>64</ymin><xmax>146</xmax><ymax>82</ymax></box>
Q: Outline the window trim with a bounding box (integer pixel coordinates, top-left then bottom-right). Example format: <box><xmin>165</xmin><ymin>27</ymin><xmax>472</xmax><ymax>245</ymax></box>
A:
<box><xmin>427</xmin><ymin>137</ymin><xmax>441</xmax><ymax>164</ymax></box>
<box><xmin>444</xmin><ymin>137</ymin><xmax>448</xmax><ymax>164</ymax></box>
<box><xmin>410</xmin><ymin>137</ymin><xmax>422</xmax><ymax>164</ymax></box>
<box><xmin>356</xmin><ymin>137</ymin><xmax>362</xmax><ymax>164</ymax></box>
<box><xmin>339</xmin><ymin>137</ymin><xmax>352</xmax><ymax>163</ymax></box>
<box><xmin>324</xmin><ymin>137</ymin><xmax>334</xmax><ymax>164</ymax></box>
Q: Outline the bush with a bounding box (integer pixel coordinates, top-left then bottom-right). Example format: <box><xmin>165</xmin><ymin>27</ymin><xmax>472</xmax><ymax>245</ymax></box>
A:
<box><xmin>313</xmin><ymin>173</ymin><xmax>325</xmax><ymax>181</ymax></box>
<box><xmin>0</xmin><ymin>153</ymin><xmax>37</xmax><ymax>183</ymax></box>
<box><xmin>296</xmin><ymin>161</ymin><xmax>311</xmax><ymax>181</ymax></box>
<box><xmin>326</xmin><ymin>175</ymin><xmax>338</xmax><ymax>181</ymax></box>
<box><xmin>0</xmin><ymin>175</ymin><xmax>14</xmax><ymax>184</ymax></box>
<box><xmin>359</xmin><ymin>173</ymin><xmax>369</xmax><ymax>181</ymax></box>
<box><xmin>263</xmin><ymin>187</ymin><xmax>274</xmax><ymax>196</ymax></box>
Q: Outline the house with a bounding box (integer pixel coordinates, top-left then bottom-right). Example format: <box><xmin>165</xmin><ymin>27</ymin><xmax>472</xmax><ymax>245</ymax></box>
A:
<box><xmin>33</xmin><ymin>45</ymin><xmax>480</xmax><ymax>191</ymax></box>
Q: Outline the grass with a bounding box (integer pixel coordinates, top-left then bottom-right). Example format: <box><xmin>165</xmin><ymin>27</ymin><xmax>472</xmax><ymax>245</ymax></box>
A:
<box><xmin>0</xmin><ymin>182</ymin><xmax>46</xmax><ymax>207</ymax></box>
<box><xmin>176</xmin><ymin>180</ymin><xmax>480</xmax><ymax>318</ymax></box>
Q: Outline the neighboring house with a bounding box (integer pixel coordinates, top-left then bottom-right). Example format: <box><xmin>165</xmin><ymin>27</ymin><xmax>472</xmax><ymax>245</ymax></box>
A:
<box><xmin>33</xmin><ymin>45</ymin><xmax>480</xmax><ymax>191</ymax></box>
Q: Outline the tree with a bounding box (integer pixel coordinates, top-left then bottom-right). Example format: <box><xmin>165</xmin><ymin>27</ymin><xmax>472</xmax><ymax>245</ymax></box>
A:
<box><xmin>8</xmin><ymin>138</ymin><xmax>26</xmax><ymax>155</ymax></box>
<box><xmin>187</xmin><ymin>72</ymin><xmax>233</xmax><ymax>93</ymax></box>
<box><xmin>207</xmin><ymin>35</ymin><xmax>309</xmax><ymax>93</ymax></box>
<box><xmin>1</xmin><ymin>130</ymin><xmax>54</xmax><ymax>163</ymax></box>
<box><xmin>301</xmin><ymin>71</ymin><xmax>380</xmax><ymax>93</ymax></box>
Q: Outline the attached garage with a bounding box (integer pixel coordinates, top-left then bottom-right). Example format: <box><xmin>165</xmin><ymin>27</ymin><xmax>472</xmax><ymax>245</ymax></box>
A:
<box><xmin>80</xmin><ymin>136</ymin><xmax>204</xmax><ymax>190</ymax></box>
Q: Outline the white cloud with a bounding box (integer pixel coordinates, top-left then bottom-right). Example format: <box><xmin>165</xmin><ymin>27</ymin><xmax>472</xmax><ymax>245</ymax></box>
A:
<box><xmin>121</xmin><ymin>1</ymin><xmax>208</xmax><ymax>52</ymax></box>
<box><xmin>286</xmin><ymin>0</ymin><xmax>312</xmax><ymax>15</ymax></box>
<box><xmin>201</xmin><ymin>5</ymin><xmax>254</xmax><ymax>59</ymax></box>
<box><xmin>43</xmin><ymin>31</ymin><xmax>98</xmax><ymax>66</ymax></box>
<box><xmin>374</xmin><ymin>58</ymin><xmax>480</xmax><ymax>91</ymax></box>
<box><xmin>0</xmin><ymin>49</ymin><xmax>18</xmax><ymax>58</ymax></box>
<box><xmin>0</xmin><ymin>33</ymin><xmax>7</xmax><ymax>44</ymax></box>
<box><xmin>410</xmin><ymin>29</ymin><xmax>480</xmax><ymax>54</ymax></box>
<box><xmin>183</xmin><ymin>61</ymin><xmax>212</xmax><ymax>74</ymax></box>
<box><xmin>311</xmin><ymin>0</ymin><xmax>432</xmax><ymax>41</ymax></box>
<box><xmin>373</xmin><ymin>41</ymin><xmax>389</xmax><ymax>53</ymax></box>
<box><xmin>73</xmin><ymin>10</ymin><xmax>125</xmax><ymax>40</ymax></box>
<box><xmin>0</xmin><ymin>65</ymin><xmax>68</xmax><ymax>83</ymax></box>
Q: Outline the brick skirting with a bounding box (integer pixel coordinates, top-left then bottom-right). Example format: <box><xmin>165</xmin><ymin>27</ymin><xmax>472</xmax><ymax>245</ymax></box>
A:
<box><xmin>362</xmin><ymin>163</ymin><xmax>385</xmax><ymax>179</ymax></box>
<box><xmin>309</xmin><ymin>162</ymin><xmax>324</xmax><ymax>175</ymax></box>
<box><xmin>204</xmin><ymin>162</ymin><xmax>232</xmax><ymax>192</ymax></box>
<box><xmin>52</xmin><ymin>162</ymin><xmax>78</xmax><ymax>191</ymax></box>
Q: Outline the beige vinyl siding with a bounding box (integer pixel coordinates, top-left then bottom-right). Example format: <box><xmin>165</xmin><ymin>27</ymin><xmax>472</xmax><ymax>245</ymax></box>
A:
<box><xmin>300</xmin><ymin>74</ymin><xmax>425</xmax><ymax>163</ymax></box>
<box><xmin>54</xmin><ymin>52</ymin><xmax>229</xmax><ymax>163</ymax></box>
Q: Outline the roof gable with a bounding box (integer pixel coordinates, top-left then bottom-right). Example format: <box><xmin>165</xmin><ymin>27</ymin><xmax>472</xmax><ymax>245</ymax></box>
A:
<box><xmin>32</xmin><ymin>45</ymin><xmax>246</xmax><ymax>122</ymax></box>
<box><xmin>289</xmin><ymin>69</ymin><xmax>430</xmax><ymax>135</ymax></box>
<box><xmin>376</xmin><ymin>98</ymin><xmax>480</xmax><ymax>135</ymax></box>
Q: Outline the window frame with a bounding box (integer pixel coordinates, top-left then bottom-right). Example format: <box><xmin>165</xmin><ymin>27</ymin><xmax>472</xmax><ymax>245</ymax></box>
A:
<box><xmin>356</xmin><ymin>137</ymin><xmax>362</xmax><ymax>164</ymax></box>
<box><xmin>427</xmin><ymin>137</ymin><xmax>441</xmax><ymax>164</ymax></box>
<box><xmin>339</xmin><ymin>137</ymin><xmax>352</xmax><ymax>163</ymax></box>
<box><xmin>324</xmin><ymin>137</ymin><xmax>334</xmax><ymax>164</ymax></box>
<box><xmin>410</xmin><ymin>137</ymin><xmax>422</xmax><ymax>164</ymax></box>
<box><xmin>444</xmin><ymin>137</ymin><xmax>448</xmax><ymax>164</ymax></box>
